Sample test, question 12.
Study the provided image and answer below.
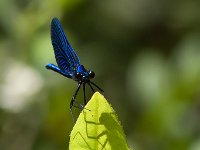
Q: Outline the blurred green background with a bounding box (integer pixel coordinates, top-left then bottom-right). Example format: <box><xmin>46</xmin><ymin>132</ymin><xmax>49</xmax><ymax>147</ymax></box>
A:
<box><xmin>0</xmin><ymin>0</ymin><xmax>200</xmax><ymax>149</ymax></box>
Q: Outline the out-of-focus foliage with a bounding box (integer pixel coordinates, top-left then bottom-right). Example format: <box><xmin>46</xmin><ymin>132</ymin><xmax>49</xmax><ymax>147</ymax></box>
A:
<box><xmin>0</xmin><ymin>0</ymin><xmax>200</xmax><ymax>150</ymax></box>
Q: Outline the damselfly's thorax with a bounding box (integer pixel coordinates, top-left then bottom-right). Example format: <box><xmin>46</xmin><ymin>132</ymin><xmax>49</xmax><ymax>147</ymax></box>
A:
<box><xmin>73</xmin><ymin>65</ymin><xmax>95</xmax><ymax>83</ymax></box>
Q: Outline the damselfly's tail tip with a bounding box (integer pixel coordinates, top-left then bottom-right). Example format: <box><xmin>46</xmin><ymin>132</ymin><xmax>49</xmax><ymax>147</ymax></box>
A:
<box><xmin>45</xmin><ymin>64</ymin><xmax>51</xmax><ymax>69</ymax></box>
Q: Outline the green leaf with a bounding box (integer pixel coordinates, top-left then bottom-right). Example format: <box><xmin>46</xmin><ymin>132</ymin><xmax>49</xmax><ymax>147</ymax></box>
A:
<box><xmin>69</xmin><ymin>92</ymin><xmax>130</xmax><ymax>150</ymax></box>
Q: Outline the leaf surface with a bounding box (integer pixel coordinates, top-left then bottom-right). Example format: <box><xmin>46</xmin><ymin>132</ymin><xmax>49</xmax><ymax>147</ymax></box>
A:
<box><xmin>69</xmin><ymin>92</ymin><xmax>130</xmax><ymax>150</ymax></box>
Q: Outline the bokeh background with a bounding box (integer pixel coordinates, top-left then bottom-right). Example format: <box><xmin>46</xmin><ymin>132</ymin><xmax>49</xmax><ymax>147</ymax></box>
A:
<box><xmin>0</xmin><ymin>0</ymin><xmax>200</xmax><ymax>149</ymax></box>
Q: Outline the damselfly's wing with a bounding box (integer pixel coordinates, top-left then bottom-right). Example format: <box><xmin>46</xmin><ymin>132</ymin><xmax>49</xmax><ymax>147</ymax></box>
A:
<box><xmin>51</xmin><ymin>18</ymin><xmax>80</xmax><ymax>74</ymax></box>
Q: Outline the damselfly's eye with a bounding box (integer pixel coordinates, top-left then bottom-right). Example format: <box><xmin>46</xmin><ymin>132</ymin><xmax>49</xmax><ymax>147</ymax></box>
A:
<box><xmin>75</xmin><ymin>72</ymin><xmax>82</xmax><ymax>79</ymax></box>
<box><xmin>89</xmin><ymin>70</ymin><xmax>95</xmax><ymax>79</ymax></box>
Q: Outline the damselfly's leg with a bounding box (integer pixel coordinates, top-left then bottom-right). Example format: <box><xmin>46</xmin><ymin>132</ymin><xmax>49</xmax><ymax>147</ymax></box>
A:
<box><xmin>70</xmin><ymin>82</ymin><xmax>82</xmax><ymax>122</ymax></box>
<box><xmin>83</xmin><ymin>83</ymin><xmax>86</xmax><ymax>105</ymax></box>
<box><xmin>88</xmin><ymin>83</ymin><xmax>95</xmax><ymax>93</ymax></box>
<box><xmin>90</xmin><ymin>81</ymin><xmax>104</xmax><ymax>93</ymax></box>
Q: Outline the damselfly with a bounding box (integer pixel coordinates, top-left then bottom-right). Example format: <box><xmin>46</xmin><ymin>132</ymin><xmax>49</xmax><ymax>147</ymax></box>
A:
<box><xmin>46</xmin><ymin>18</ymin><xmax>103</xmax><ymax>120</ymax></box>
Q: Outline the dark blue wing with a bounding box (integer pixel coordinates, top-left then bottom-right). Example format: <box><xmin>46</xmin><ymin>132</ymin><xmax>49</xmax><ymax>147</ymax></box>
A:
<box><xmin>51</xmin><ymin>18</ymin><xmax>80</xmax><ymax>74</ymax></box>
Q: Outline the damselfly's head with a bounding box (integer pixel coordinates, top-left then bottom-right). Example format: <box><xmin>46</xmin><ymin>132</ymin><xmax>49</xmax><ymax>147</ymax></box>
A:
<box><xmin>73</xmin><ymin>65</ymin><xmax>95</xmax><ymax>83</ymax></box>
